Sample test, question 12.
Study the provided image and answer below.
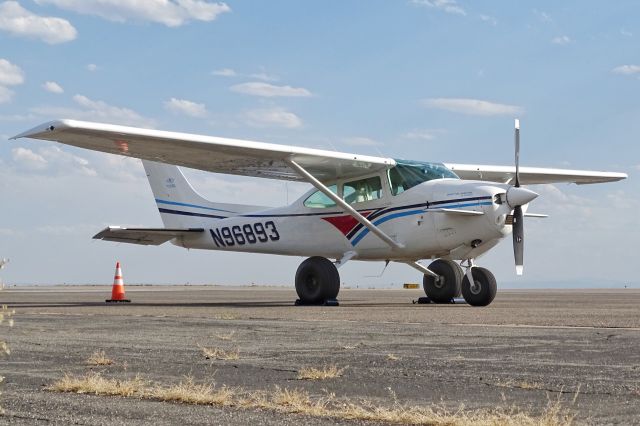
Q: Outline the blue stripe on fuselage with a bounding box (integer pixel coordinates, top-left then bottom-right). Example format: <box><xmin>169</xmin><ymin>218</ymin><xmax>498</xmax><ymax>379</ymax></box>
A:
<box><xmin>349</xmin><ymin>200</ymin><xmax>493</xmax><ymax>246</ymax></box>
<box><xmin>155</xmin><ymin>199</ymin><xmax>237</xmax><ymax>214</ymax></box>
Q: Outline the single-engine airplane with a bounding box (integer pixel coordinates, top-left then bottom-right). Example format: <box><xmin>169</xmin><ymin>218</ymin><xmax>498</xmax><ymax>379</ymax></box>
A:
<box><xmin>13</xmin><ymin>119</ymin><xmax>627</xmax><ymax>306</ymax></box>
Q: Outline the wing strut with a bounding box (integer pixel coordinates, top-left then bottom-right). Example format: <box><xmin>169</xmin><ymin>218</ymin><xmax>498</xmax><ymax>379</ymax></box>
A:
<box><xmin>285</xmin><ymin>159</ymin><xmax>404</xmax><ymax>250</ymax></box>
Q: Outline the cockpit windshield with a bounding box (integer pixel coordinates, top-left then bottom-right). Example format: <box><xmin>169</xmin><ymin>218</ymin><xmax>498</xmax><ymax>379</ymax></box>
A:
<box><xmin>388</xmin><ymin>159</ymin><xmax>459</xmax><ymax>195</ymax></box>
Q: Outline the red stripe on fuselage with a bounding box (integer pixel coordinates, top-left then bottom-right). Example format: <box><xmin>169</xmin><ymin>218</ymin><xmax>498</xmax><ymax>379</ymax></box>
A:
<box><xmin>322</xmin><ymin>211</ymin><xmax>373</xmax><ymax>236</ymax></box>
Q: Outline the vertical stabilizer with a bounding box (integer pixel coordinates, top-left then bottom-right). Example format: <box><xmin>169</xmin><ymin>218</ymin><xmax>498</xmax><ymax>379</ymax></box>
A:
<box><xmin>142</xmin><ymin>160</ymin><xmax>264</xmax><ymax>228</ymax></box>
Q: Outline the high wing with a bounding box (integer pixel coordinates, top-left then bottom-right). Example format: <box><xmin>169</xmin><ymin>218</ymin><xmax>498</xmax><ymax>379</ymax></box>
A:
<box><xmin>13</xmin><ymin>120</ymin><xmax>626</xmax><ymax>186</ymax></box>
<box><xmin>93</xmin><ymin>226</ymin><xmax>204</xmax><ymax>245</ymax></box>
<box><xmin>445</xmin><ymin>164</ymin><xmax>627</xmax><ymax>185</ymax></box>
<box><xmin>12</xmin><ymin>119</ymin><xmax>394</xmax><ymax>183</ymax></box>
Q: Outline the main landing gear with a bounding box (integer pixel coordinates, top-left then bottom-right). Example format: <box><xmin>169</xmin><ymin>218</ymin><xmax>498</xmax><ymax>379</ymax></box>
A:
<box><xmin>294</xmin><ymin>256</ymin><xmax>340</xmax><ymax>306</ymax></box>
<box><xmin>422</xmin><ymin>259</ymin><xmax>497</xmax><ymax>306</ymax></box>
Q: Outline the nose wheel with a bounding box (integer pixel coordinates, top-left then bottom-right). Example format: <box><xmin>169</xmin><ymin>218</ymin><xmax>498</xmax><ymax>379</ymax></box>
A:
<box><xmin>461</xmin><ymin>265</ymin><xmax>497</xmax><ymax>307</ymax></box>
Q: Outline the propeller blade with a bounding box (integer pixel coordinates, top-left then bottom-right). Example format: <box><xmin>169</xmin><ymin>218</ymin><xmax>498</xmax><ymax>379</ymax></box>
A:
<box><xmin>514</xmin><ymin>118</ymin><xmax>520</xmax><ymax>187</ymax></box>
<box><xmin>513</xmin><ymin>205</ymin><xmax>524</xmax><ymax>275</ymax></box>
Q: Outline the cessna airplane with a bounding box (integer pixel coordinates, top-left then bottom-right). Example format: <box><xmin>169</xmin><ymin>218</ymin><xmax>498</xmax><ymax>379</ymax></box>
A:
<box><xmin>13</xmin><ymin>119</ymin><xmax>626</xmax><ymax>306</ymax></box>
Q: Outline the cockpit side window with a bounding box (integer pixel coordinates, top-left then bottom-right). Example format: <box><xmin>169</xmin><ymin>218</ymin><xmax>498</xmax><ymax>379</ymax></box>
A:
<box><xmin>343</xmin><ymin>176</ymin><xmax>383</xmax><ymax>204</ymax></box>
<box><xmin>303</xmin><ymin>184</ymin><xmax>338</xmax><ymax>208</ymax></box>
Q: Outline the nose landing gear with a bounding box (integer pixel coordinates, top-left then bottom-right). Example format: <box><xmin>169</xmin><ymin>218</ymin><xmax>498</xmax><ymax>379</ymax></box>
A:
<box><xmin>460</xmin><ymin>259</ymin><xmax>497</xmax><ymax>306</ymax></box>
<box><xmin>418</xmin><ymin>258</ymin><xmax>497</xmax><ymax>306</ymax></box>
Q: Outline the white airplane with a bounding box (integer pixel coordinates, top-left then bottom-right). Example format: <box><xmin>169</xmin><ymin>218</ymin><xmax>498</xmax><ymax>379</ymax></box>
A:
<box><xmin>13</xmin><ymin>119</ymin><xmax>627</xmax><ymax>306</ymax></box>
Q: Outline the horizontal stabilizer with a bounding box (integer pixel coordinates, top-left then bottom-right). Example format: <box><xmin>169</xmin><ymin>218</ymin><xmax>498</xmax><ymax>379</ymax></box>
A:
<box><xmin>93</xmin><ymin>226</ymin><xmax>204</xmax><ymax>245</ymax></box>
<box><xmin>523</xmin><ymin>213</ymin><xmax>548</xmax><ymax>218</ymax></box>
<box><xmin>429</xmin><ymin>208</ymin><xmax>484</xmax><ymax>216</ymax></box>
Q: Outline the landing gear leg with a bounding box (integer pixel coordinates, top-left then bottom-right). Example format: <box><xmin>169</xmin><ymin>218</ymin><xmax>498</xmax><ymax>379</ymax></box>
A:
<box><xmin>460</xmin><ymin>259</ymin><xmax>497</xmax><ymax>307</ymax></box>
<box><xmin>294</xmin><ymin>256</ymin><xmax>340</xmax><ymax>306</ymax></box>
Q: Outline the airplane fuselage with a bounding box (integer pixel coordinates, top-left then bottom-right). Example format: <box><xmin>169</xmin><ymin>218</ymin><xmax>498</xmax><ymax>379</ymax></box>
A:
<box><xmin>171</xmin><ymin>179</ymin><xmax>514</xmax><ymax>262</ymax></box>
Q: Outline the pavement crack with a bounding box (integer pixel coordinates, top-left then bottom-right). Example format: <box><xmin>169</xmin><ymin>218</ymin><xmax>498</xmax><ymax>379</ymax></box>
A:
<box><xmin>481</xmin><ymin>381</ymin><xmax>619</xmax><ymax>397</ymax></box>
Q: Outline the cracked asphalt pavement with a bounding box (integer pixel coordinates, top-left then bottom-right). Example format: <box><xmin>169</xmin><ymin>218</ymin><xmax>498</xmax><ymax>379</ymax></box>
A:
<box><xmin>1</xmin><ymin>286</ymin><xmax>639</xmax><ymax>424</ymax></box>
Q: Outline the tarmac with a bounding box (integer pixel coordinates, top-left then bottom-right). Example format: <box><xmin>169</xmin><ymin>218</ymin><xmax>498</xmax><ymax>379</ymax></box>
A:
<box><xmin>1</xmin><ymin>286</ymin><xmax>639</xmax><ymax>425</ymax></box>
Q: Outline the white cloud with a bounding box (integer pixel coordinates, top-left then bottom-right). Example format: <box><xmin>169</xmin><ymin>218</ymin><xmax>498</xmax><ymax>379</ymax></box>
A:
<box><xmin>36</xmin><ymin>0</ymin><xmax>231</xmax><ymax>27</ymax></box>
<box><xmin>164</xmin><ymin>97</ymin><xmax>207</xmax><ymax>118</ymax></box>
<box><xmin>0</xmin><ymin>58</ymin><xmax>22</xmax><ymax>104</ymax></box>
<box><xmin>31</xmin><ymin>94</ymin><xmax>155</xmax><ymax>127</ymax></box>
<box><xmin>411</xmin><ymin>0</ymin><xmax>466</xmax><ymax>16</ymax></box>
<box><xmin>343</xmin><ymin>137</ymin><xmax>382</xmax><ymax>147</ymax></box>
<box><xmin>403</xmin><ymin>130</ymin><xmax>439</xmax><ymax>141</ymax></box>
<box><xmin>86</xmin><ymin>63</ymin><xmax>98</xmax><ymax>72</ymax></box>
<box><xmin>16</xmin><ymin>145</ymin><xmax>97</xmax><ymax>176</ymax></box>
<box><xmin>12</xmin><ymin>147</ymin><xmax>48</xmax><ymax>170</ymax></box>
<box><xmin>422</xmin><ymin>98</ymin><xmax>524</xmax><ymax>116</ymax></box>
<box><xmin>0</xmin><ymin>113</ymin><xmax>37</xmax><ymax>121</ymax></box>
<box><xmin>230</xmin><ymin>82</ymin><xmax>312</xmax><ymax>98</ymax></box>
<box><xmin>0</xmin><ymin>58</ymin><xmax>25</xmax><ymax>86</ymax></box>
<box><xmin>0</xmin><ymin>86</ymin><xmax>13</xmax><ymax>104</ymax></box>
<box><xmin>249</xmin><ymin>72</ymin><xmax>278</xmax><ymax>82</ymax></box>
<box><xmin>479</xmin><ymin>14</ymin><xmax>497</xmax><ymax>26</ymax></box>
<box><xmin>0</xmin><ymin>1</ymin><xmax>77</xmax><ymax>44</ymax></box>
<box><xmin>212</xmin><ymin>68</ymin><xmax>236</xmax><ymax>77</ymax></box>
<box><xmin>244</xmin><ymin>108</ymin><xmax>302</xmax><ymax>129</ymax></box>
<box><xmin>43</xmin><ymin>81</ymin><xmax>64</xmax><ymax>94</ymax></box>
<box><xmin>551</xmin><ymin>35</ymin><xmax>572</xmax><ymax>45</ymax></box>
<box><xmin>620</xmin><ymin>28</ymin><xmax>632</xmax><ymax>37</ymax></box>
<box><xmin>612</xmin><ymin>65</ymin><xmax>640</xmax><ymax>75</ymax></box>
<box><xmin>533</xmin><ymin>9</ymin><xmax>552</xmax><ymax>23</ymax></box>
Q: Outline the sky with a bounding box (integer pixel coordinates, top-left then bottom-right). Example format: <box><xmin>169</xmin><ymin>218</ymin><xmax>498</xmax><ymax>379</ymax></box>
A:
<box><xmin>1</xmin><ymin>0</ymin><xmax>639</xmax><ymax>288</ymax></box>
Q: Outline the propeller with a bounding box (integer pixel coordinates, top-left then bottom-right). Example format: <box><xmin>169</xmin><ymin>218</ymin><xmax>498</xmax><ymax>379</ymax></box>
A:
<box><xmin>509</xmin><ymin>118</ymin><xmax>534</xmax><ymax>275</ymax></box>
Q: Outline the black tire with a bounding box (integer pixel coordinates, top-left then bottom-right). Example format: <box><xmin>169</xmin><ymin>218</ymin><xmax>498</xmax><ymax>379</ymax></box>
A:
<box><xmin>461</xmin><ymin>267</ymin><xmax>497</xmax><ymax>307</ymax></box>
<box><xmin>422</xmin><ymin>259</ymin><xmax>462</xmax><ymax>303</ymax></box>
<box><xmin>295</xmin><ymin>256</ymin><xmax>340</xmax><ymax>304</ymax></box>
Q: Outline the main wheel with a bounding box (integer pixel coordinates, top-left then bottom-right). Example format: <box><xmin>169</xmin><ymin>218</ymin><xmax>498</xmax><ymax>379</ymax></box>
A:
<box><xmin>461</xmin><ymin>267</ymin><xmax>497</xmax><ymax>307</ymax></box>
<box><xmin>295</xmin><ymin>256</ymin><xmax>340</xmax><ymax>304</ymax></box>
<box><xmin>422</xmin><ymin>259</ymin><xmax>462</xmax><ymax>303</ymax></box>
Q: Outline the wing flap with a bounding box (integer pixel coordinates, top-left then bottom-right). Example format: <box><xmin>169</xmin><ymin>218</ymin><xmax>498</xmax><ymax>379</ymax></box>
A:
<box><xmin>445</xmin><ymin>163</ymin><xmax>627</xmax><ymax>185</ymax></box>
<box><xmin>93</xmin><ymin>226</ymin><xmax>204</xmax><ymax>245</ymax></box>
<box><xmin>14</xmin><ymin>120</ymin><xmax>394</xmax><ymax>183</ymax></box>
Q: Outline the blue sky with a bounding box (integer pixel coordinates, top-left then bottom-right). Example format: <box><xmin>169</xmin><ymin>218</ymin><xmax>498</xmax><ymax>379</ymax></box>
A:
<box><xmin>1</xmin><ymin>0</ymin><xmax>638</xmax><ymax>287</ymax></box>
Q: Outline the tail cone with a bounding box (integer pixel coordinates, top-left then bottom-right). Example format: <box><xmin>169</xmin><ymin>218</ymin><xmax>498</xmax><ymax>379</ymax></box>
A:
<box><xmin>106</xmin><ymin>261</ymin><xmax>131</xmax><ymax>303</ymax></box>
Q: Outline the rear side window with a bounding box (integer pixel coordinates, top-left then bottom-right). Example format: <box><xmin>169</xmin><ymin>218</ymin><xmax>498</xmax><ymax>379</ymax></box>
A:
<box><xmin>343</xmin><ymin>176</ymin><xmax>383</xmax><ymax>204</ymax></box>
<box><xmin>303</xmin><ymin>185</ymin><xmax>338</xmax><ymax>208</ymax></box>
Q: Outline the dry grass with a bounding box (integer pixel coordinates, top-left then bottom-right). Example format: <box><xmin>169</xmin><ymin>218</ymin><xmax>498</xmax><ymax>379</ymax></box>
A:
<box><xmin>0</xmin><ymin>305</ymin><xmax>15</xmax><ymax>415</ymax></box>
<box><xmin>48</xmin><ymin>373</ymin><xmax>575</xmax><ymax>425</ymax></box>
<box><xmin>386</xmin><ymin>354</ymin><xmax>400</xmax><ymax>361</ymax></box>
<box><xmin>0</xmin><ymin>305</ymin><xmax>15</xmax><ymax>356</ymax></box>
<box><xmin>215</xmin><ymin>313</ymin><xmax>239</xmax><ymax>320</ymax></box>
<box><xmin>86</xmin><ymin>350</ymin><xmax>114</xmax><ymax>366</ymax></box>
<box><xmin>148</xmin><ymin>377</ymin><xmax>235</xmax><ymax>406</ymax></box>
<box><xmin>47</xmin><ymin>372</ymin><xmax>145</xmax><ymax>397</ymax></box>
<box><xmin>213</xmin><ymin>331</ymin><xmax>236</xmax><ymax>341</ymax></box>
<box><xmin>201</xmin><ymin>346</ymin><xmax>240</xmax><ymax>360</ymax></box>
<box><xmin>297</xmin><ymin>364</ymin><xmax>347</xmax><ymax>381</ymax></box>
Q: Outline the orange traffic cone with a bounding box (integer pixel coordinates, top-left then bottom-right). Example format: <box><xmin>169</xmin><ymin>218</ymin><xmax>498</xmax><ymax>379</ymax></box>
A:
<box><xmin>106</xmin><ymin>261</ymin><xmax>131</xmax><ymax>303</ymax></box>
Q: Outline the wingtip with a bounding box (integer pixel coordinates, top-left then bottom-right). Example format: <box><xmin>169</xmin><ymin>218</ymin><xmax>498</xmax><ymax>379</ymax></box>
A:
<box><xmin>10</xmin><ymin>119</ymin><xmax>71</xmax><ymax>140</ymax></box>
<box><xmin>515</xmin><ymin>265</ymin><xmax>523</xmax><ymax>276</ymax></box>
